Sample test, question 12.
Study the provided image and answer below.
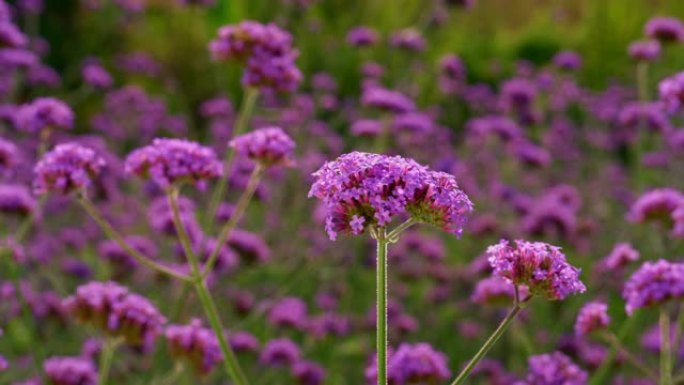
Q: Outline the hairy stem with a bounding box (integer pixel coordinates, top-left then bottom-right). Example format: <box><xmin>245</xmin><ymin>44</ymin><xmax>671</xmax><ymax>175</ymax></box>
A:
<box><xmin>375</xmin><ymin>228</ymin><xmax>389</xmax><ymax>385</ymax></box>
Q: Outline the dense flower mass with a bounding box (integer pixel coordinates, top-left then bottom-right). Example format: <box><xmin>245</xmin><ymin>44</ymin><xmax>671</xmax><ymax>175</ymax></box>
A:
<box><xmin>645</xmin><ymin>16</ymin><xmax>684</xmax><ymax>42</ymax></box>
<box><xmin>209</xmin><ymin>21</ymin><xmax>301</xmax><ymax>91</ymax></box>
<box><xmin>125</xmin><ymin>138</ymin><xmax>223</xmax><ymax>189</ymax></box>
<box><xmin>659</xmin><ymin>71</ymin><xmax>684</xmax><ymax>113</ymax></box>
<box><xmin>308</xmin><ymin>152</ymin><xmax>473</xmax><ymax>240</ymax></box>
<box><xmin>166</xmin><ymin>318</ymin><xmax>222</xmax><ymax>375</ymax></box>
<box><xmin>626</xmin><ymin>188</ymin><xmax>684</xmax><ymax>226</ymax></box>
<box><xmin>365</xmin><ymin>343</ymin><xmax>450</xmax><ymax>385</ymax></box>
<box><xmin>64</xmin><ymin>281</ymin><xmax>166</xmax><ymax>350</ymax></box>
<box><xmin>43</xmin><ymin>356</ymin><xmax>97</xmax><ymax>385</ymax></box>
<box><xmin>14</xmin><ymin>97</ymin><xmax>74</xmax><ymax>133</ymax></box>
<box><xmin>523</xmin><ymin>351</ymin><xmax>587</xmax><ymax>385</ymax></box>
<box><xmin>623</xmin><ymin>259</ymin><xmax>684</xmax><ymax>315</ymax></box>
<box><xmin>33</xmin><ymin>143</ymin><xmax>106</xmax><ymax>195</ymax></box>
<box><xmin>487</xmin><ymin>240</ymin><xmax>586</xmax><ymax>300</ymax></box>
<box><xmin>574</xmin><ymin>301</ymin><xmax>610</xmax><ymax>336</ymax></box>
<box><xmin>229</xmin><ymin>126</ymin><xmax>295</xmax><ymax>167</ymax></box>
<box><xmin>0</xmin><ymin>184</ymin><xmax>37</xmax><ymax>216</ymax></box>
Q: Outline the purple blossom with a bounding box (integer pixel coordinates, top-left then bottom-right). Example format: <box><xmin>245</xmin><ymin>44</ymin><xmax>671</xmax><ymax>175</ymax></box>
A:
<box><xmin>626</xmin><ymin>188</ymin><xmax>684</xmax><ymax>226</ymax></box>
<box><xmin>166</xmin><ymin>318</ymin><xmax>222</xmax><ymax>375</ymax></box>
<box><xmin>351</xmin><ymin>119</ymin><xmax>383</xmax><ymax>137</ymax></box>
<box><xmin>292</xmin><ymin>360</ymin><xmax>326</xmax><ymax>385</ymax></box>
<box><xmin>471</xmin><ymin>277</ymin><xmax>529</xmax><ymax>305</ymax></box>
<box><xmin>229</xmin><ymin>126</ymin><xmax>295</xmax><ymax>167</ymax></box>
<box><xmin>628</xmin><ymin>40</ymin><xmax>661</xmax><ymax>62</ymax></box>
<box><xmin>523</xmin><ymin>351</ymin><xmax>587</xmax><ymax>385</ymax></box>
<box><xmin>81</xmin><ymin>60</ymin><xmax>113</xmax><ymax>89</ymax></box>
<box><xmin>487</xmin><ymin>240</ymin><xmax>586</xmax><ymax>301</ymax></box>
<box><xmin>97</xmin><ymin>236</ymin><xmax>158</xmax><ymax>270</ymax></box>
<box><xmin>0</xmin><ymin>137</ymin><xmax>17</xmax><ymax>170</ymax></box>
<box><xmin>575</xmin><ymin>301</ymin><xmax>610</xmax><ymax>336</ymax></box>
<box><xmin>259</xmin><ymin>338</ymin><xmax>301</xmax><ymax>366</ymax></box>
<box><xmin>0</xmin><ymin>184</ymin><xmax>36</xmax><ymax>216</ymax></box>
<box><xmin>346</xmin><ymin>26</ymin><xmax>379</xmax><ymax>47</ymax></box>
<box><xmin>600</xmin><ymin>242</ymin><xmax>640</xmax><ymax>271</ymax></box>
<box><xmin>365</xmin><ymin>343</ymin><xmax>450</xmax><ymax>385</ymax></box>
<box><xmin>125</xmin><ymin>138</ymin><xmax>223</xmax><ymax>189</ymax></box>
<box><xmin>659</xmin><ymin>71</ymin><xmax>684</xmax><ymax>113</ymax></box>
<box><xmin>623</xmin><ymin>259</ymin><xmax>684</xmax><ymax>315</ymax></box>
<box><xmin>389</xmin><ymin>29</ymin><xmax>426</xmax><ymax>52</ymax></box>
<box><xmin>552</xmin><ymin>50</ymin><xmax>582</xmax><ymax>71</ymax></box>
<box><xmin>0</xmin><ymin>22</ymin><xmax>27</xmax><ymax>48</ymax></box>
<box><xmin>309</xmin><ymin>152</ymin><xmax>473</xmax><ymax>240</ymax></box>
<box><xmin>43</xmin><ymin>356</ymin><xmax>97</xmax><ymax>385</ymax></box>
<box><xmin>15</xmin><ymin>97</ymin><xmax>74</xmax><ymax>133</ymax></box>
<box><xmin>645</xmin><ymin>16</ymin><xmax>684</xmax><ymax>43</ymax></box>
<box><xmin>229</xmin><ymin>331</ymin><xmax>260</xmax><ymax>353</ymax></box>
<box><xmin>268</xmin><ymin>297</ymin><xmax>308</xmax><ymax>329</ymax></box>
<box><xmin>361</xmin><ymin>87</ymin><xmax>415</xmax><ymax>113</ymax></box>
<box><xmin>34</xmin><ymin>143</ymin><xmax>106</xmax><ymax>195</ymax></box>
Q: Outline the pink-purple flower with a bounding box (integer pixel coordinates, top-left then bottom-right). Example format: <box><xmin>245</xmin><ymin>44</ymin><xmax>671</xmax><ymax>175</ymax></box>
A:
<box><xmin>229</xmin><ymin>126</ymin><xmax>295</xmax><ymax>167</ymax></box>
<box><xmin>623</xmin><ymin>259</ymin><xmax>684</xmax><ymax>315</ymax></box>
<box><xmin>34</xmin><ymin>143</ymin><xmax>106</xmax><ymax>195</ymax></box>
<box><xmin>574</xmin><ymin>301</ymin><xmax>610</xmax><ymax>336</ymax></box>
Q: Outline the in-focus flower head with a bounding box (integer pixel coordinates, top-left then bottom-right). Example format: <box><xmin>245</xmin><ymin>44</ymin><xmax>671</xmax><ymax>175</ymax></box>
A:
<box><xmin>574</xmin><ymin>301</ymin><xmax>610</xmax><ymax>336</ymax></box>
<box><xmin>229</xmin><ymin>126</ymin><xmax>295</xmax><ymax>167</ymax></box>
<box><xmin>15</xmin><ymin>97</ymin><xmax>74</xmax><ymax>133</ymax></box>
<box><xmin>309</xmin><ymin>152</ymin><xmax>473</xmax><ymax>240</ymax></box>
<box><xmin>33</xmin><ymin>143</ymin><xmax>106</xmax><ymax>195</ymax></box>
<box><xmin>645</xmin><ymin>16</ymin><xmax>684</xmax><ymax>43</ymax></box>
<box><xmin>125</xmin><ymin>138</ymin><xmax>223</xmax><ymax>189</ymax></box>
<box><xmin>365</xmin><ymin>343</ymin><xmax>450</xmax><ymax>385</ymax></box>
<box><xmin>487</xmin><ymin>240</ymin><xmax>586</xmax><ymax>301</ymax></box>
<box><xmin>166</xmin><ymin>318</ymin><xmax>222</xmax><ymax>375</ymax></box>
<box><xmin>623</xmin><ymin>259</ymin><xmax>684</xmax><ymax>315</ymax></box>
<box><xmin>44</xmin><ymin>356</ymin><xmax>97</xmax><ymax>385</ymax></box>
<box><xmin>523</xmin><ymin>351</ymin><xmax>587</xmax><ymax>385</ymax></box>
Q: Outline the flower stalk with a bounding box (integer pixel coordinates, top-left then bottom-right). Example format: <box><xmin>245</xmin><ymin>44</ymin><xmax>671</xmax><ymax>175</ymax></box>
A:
<box><xmin>374</xmin><ymin>226</ymin><xmax>389</xmax><ymax>385</ymax></box>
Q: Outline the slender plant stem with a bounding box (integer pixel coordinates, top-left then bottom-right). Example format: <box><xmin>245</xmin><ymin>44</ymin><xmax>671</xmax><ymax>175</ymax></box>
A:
<box><xmin>98</xmin><ymin>338</ymin><xmax>120</xmax><ymax>385</ymax></box>
<box><xmin>203</xmin><ymin>164</ymin><xmax>263</xmax><ymax>278</ymax></box>
<box><xmin>375</xmin><ymin>228</ymin><xmax>389</xmax><ymax>385</ymax></box>
<box><xmin>78</xmin><ymin>194</ymin><xmax>192</xmax><ymax>282</ymax></box>
<box><xmin>662</xmin><ymin>308</ymin><xmax>673</xmax><ymax>385</ymax></box>
<box><xmin>602</xmin><ymin>332</ymin><xmax>657</xmax><ymax>381</ymax></box>
<box><xmin>449</xmin><ymin>300</ymin><xmax>524</xmax><ymax>385</ymax></box>
<box><xmin>386</xmin><ymin>218</ymin><xmax>417</xmax><ymax>242</ymax></box>
<box><xmin>590</xmin><ymin>313</ymin><xmax>641</xmax><ymax>385</ymax></box>
<box><xmin>208</xmin><ymin>87</ymin><xmax>260</xmax><ymax>225</ymax></box>
<box><xmin>167</xmin><ymin>189</ymin><xmax>250</xmax><ymax>385</ymax></box>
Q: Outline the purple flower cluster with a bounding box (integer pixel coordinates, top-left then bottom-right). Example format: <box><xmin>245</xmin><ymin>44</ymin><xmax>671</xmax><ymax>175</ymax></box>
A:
<box><xmin>33</xmin><ymin>143</ymin><xmax>106</xmax><ymax>195</ymax></box>
<box><xmin>361</xmin><ymin>87</ymin><xmax>415</xmax><ymax>113</ymax></box>
<box><xmin>645</xmin><ymin>16</ymin><xmax>684</xmax><ymax>43</ymax></box>
<box><xmin>268</xmin><ymin>297</ymin><xmax>308</xmax><ymax>329</ymax></box>
<box><xmin>209</xmin><ymin>21</ymin><xmax>301</xmax><ymax>92</ymax></box>
<box><xmin>623</xmin><ymin>259</ymin><xmax>684</xmax><ymax>315</ymax></box>
<box><xmin>346</xmin><ymin>26</ymin><xmax>379</xmax><ymax>47</ymax></box>
<box><xmin>365</xmin><ymin>343</ymin><xmax>450</xmax><ymax>385</ymax></box>
<box><xmin>628</xmin><ymin>40</ymin><xmax>661</xmax><ymax>62</ymax></box>
<box><xmin>14</xmin><ymin>97</ymin><xmax>73</xmax><ymax>133</ymax></box>
<box><xmin>487</xmin><ymin>240</ymin><xmax>586</xmax><ymax>301</ymax></box>
<box><xmin>574</xmin><ymin>301</ymin><xmax>610</xmax><ymax>336</ymax></box>
<box><xmin>309</xmin><ymin>152</ymin><xmax>473</xmax><ymax>240</ymax></box>
<box><xmin>552</xmin><ymin>51</ymin><xmax>582</xmax><ymax>71</ymax></box>
<box><xmin>471</xmin><ymin>277</ymin><xmax>529</xmax><ymax>306</ymax></box>
<box><xmin>626</xmin><ymin>188</ymin><xmax>684</xmax><ymax>226</ymax></box>
<box><xmin>43</xmin><ymin>356</ymin><xmax>97</xmax><ymax>385</ymax></box>
<box><xmin>659</xmin><ymin>71</ymin><xmax>684</xmax><ymax>113</ymax></box>
<box><xmin>0</xmin><ymin>137</ymin><xmax>17</xmax><ymax>170</ymax></box>
<box><xmin>229</xmin><ymin>126</ymin><xmax>296</xmax><ymax>167</ymax></box>
<box><xmin>522</xmin><ymin>351</ymin><xmax>587</xmax><ymax>385</ymax></box>
<box><xmin>125</xmin><ymin>138</ymin><xmax>223</xmax><ymax>189</ymax></box>
<box><xmin>81</xmin><ymin>59</ymin><xmax>113</xmax><ymax>89</ymax></box>
<box><xmin>64</xmin><ymin>281</ymin><xmax>166</xmax><ymax>350</ymax></box>
<box><xmin>166</xmin><ymin>318</ymin><xmax>222</xmax><ymax>375</ymax></box>
<box><xmin>0</xmin><ymin>19</ymin><xmax>27</xmax><ymax>48</ymax></box>
<box><xmin>0</xmin><ymin>184</ymin><xmax>37</xmax><ymax>216</ymax></box>
<box><xmin>599</xmin><ymin>242</ymin><xmax>639</xmax><ymax>271</ymax></box>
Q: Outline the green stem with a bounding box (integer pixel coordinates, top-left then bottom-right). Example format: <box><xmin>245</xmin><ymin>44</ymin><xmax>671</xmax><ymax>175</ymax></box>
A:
<box><xmin>449</xmin><ymin>301</ymin><xmax>524</xmax><ymax>385</ymax></box>
<box><xmin>78</xmin><ymin>194</ymin><xmax>192</xmax><ymax>282</ymax></box>
<box><xmin>98</xmin><ymin>338</ymin><xmax>120</xmax><ymax>385</ymax></box>
<box><xmin>167</xmin><ymin>189</ymin><xmax>250</xmax><ymax>385</ymax></box>
<box><xmin>662</xmin><ymin>309</ymin><xmax>673</xmax><ymax>385</ymax></box>
<box><xmin>386</xmin><ymin>218</ymin><xmax>417</xmax><ymax>242</ymax></box>
<box><xmin>208</xmin><ymin>87</ymin><xmax>260</xmax><ymax>225</ymax></box>
<box><xmin>602</xmin><ymin>332</ymin><xmax>657</xmax><ymax>381</ymax></box>
<box><xmin>203</xmin><ymin>164</ymin><xmax>263</xmax><ymax>278</ymax></box>
<box><xmin>375</xmin><ymin>228</ymin><xmax>388</xmax><ymax>385</ymax></box>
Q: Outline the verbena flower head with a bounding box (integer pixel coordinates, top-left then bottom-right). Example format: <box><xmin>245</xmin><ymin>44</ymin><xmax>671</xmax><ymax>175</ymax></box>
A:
<box><xmin>0</xmin><ymin>184</ymin><xmax>37</xmax><ymax>217</ymax></box>
<box><xmin>600</xmin><ymin>242</ymin><xmax>639</xmax><ymax>271</ymax></box>
<box><xmin>574</xmin><ymin>301</ymin><xmax>610</xmax><ymax>336</ymax></box>
<box><xmin>64</xmin><ymin>281</ymin><xmax>166</xmax><ymax>350</ymax></box>
<box><xmin>166</xmin><ymin>318</ymin><xmax>222</xmax><ymax>375</ymax></box>
<box><xmin>552</xmin><ymin>50</ymin><xmax>582</xmax><ymax>71</ymax></box>
<box><xmin>524</xmin><ymin>351</ymin><xmax>587</xmax><ymax>385</ymax></box>
<box><xmin>293</xmin><ymin>361</ymin><xmax>326</xmax><ymax>385</ymax></box>
<box><xmin>125</xmin><ymin>138</ymin><xmax>223</xmax><ymax>190</ymax></box>
<box><xmin>15</xmin><ymin>97</ymin><xmax>74</xmax><ymax>133</ymax></box>
<box><xmin>259</xmin><ymin>338</ymin><xmax>301</xmax><ymax>366</ymax></box>
<box><xmin>308</xmin><ymin>152</ymin><xmax>473</xmax><ymax>240</ymax></box>
<box><xmin>0</xmin><ymin>137</ymin><xmax>17</xmax><ymax>170</ymax></box>
<box><xmin>361</xmin><ymin>87</ymin><xmax>415</xmax><ymax>113</ymax></box>
<box><xmin>659</xmin><ymin>71</ymin><xmax>684</xmax><ymax>113</ymax></box>
<box><xmin>623</xmin><ymin>259</ymin><xmax>684</xmax><ymax>315</ymax></box>
<box><xmin>43</xmin><ymin>356</ymin><xmax>97</xmax><ymax>385</ymax></box>
<box><xmin>487</xmin><ymin>240</ymin><xmax>586</xmax><ymax>301</ymax></box>
<box><xmin>267</xmin><ymin>296</ymin><xmax>308</xmax><ymax>329</ymax></box>
<box><xmin>645</xmin><ymin>16</ymin><xmax>684</xmax><ymax>43</ymax></box>
<box><xmin>626</xmin><ymin>188</ymin><xmax>684</xmax><ymax>227</ymax></box>
<box><xmin>346</xmin><ymin>26</ymin><xmax>379</xmax><ymax>47</ymax></box>
<box><xmin>470</xmin><ymin>277</ymin><xmax>529</xmax><ymax>306</ymax></box>
<box><xmin>365</xmin><ymin>343</ymin><xmax>450</xmax><ymax>385</ymax></box>
<box><xmin>628</xmin><ymin>40</ymin><xmax>661</xmax><ymax>62</ymax></box>
<box><xmin>229</xmin><ymin>126</ymin><xmax>295</xmax><ymax>167</ymax></box>
<box><xmin>0</xmin><ymin>21</ymin><xmax>27</xmax><ymax>48</ymax></box>
<box><xmin>34</xmin><ymin>143</ymin><xmax>106</xmax><ymax>195</ymax></box>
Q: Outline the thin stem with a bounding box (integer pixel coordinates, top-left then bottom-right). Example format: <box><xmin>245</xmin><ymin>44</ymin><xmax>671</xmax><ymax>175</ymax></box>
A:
<box><xmin>375</xmin><ymin>228</ymin><xmax>389</xmax><ymax>385</ymax></box>
<box><xmin>77</xmin><ymin>194</ymin><xmax>192</xmax><ymax>282</ymax></box>
<box><xmin>203</xmin><ymin>164</ymin><xmax>263</xmax><ymax>278</ymax></box>
<box><xmin>590</xmin><ymin>313</ymin><xmax>641</xmax><ymax>385</ymax></box>
<box><xmin>208</xmin><ymin>87</ymin><xmax>260</xmax><ymax>225</ymax></box>
<box><xmin>662</xmin><ymin>308</ymin><xmax>673</xmax><ymax>385</ymax></box>
<box><xmin>602</xmin><ymin>332</ymin><xmax>658</xmax><ymax>381</ymax></box>
<box><xmin>449</xmin><ymin>302</ymin><xmax>524</xmax><ymax>385</ymax></box>
<box><xmin>98</xmin><ymin>338</ymin><xmax>120</xmax><ymax>385</ymax></box>
<box><xmin>167</xmin><ymin>189</ymin><xmax>250</xmax><ymax>385</ymax></box>
<box><xmin>386</xmin><ymin>218</ymin><xmax>417</xmax><ymax>242</ymax></box>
